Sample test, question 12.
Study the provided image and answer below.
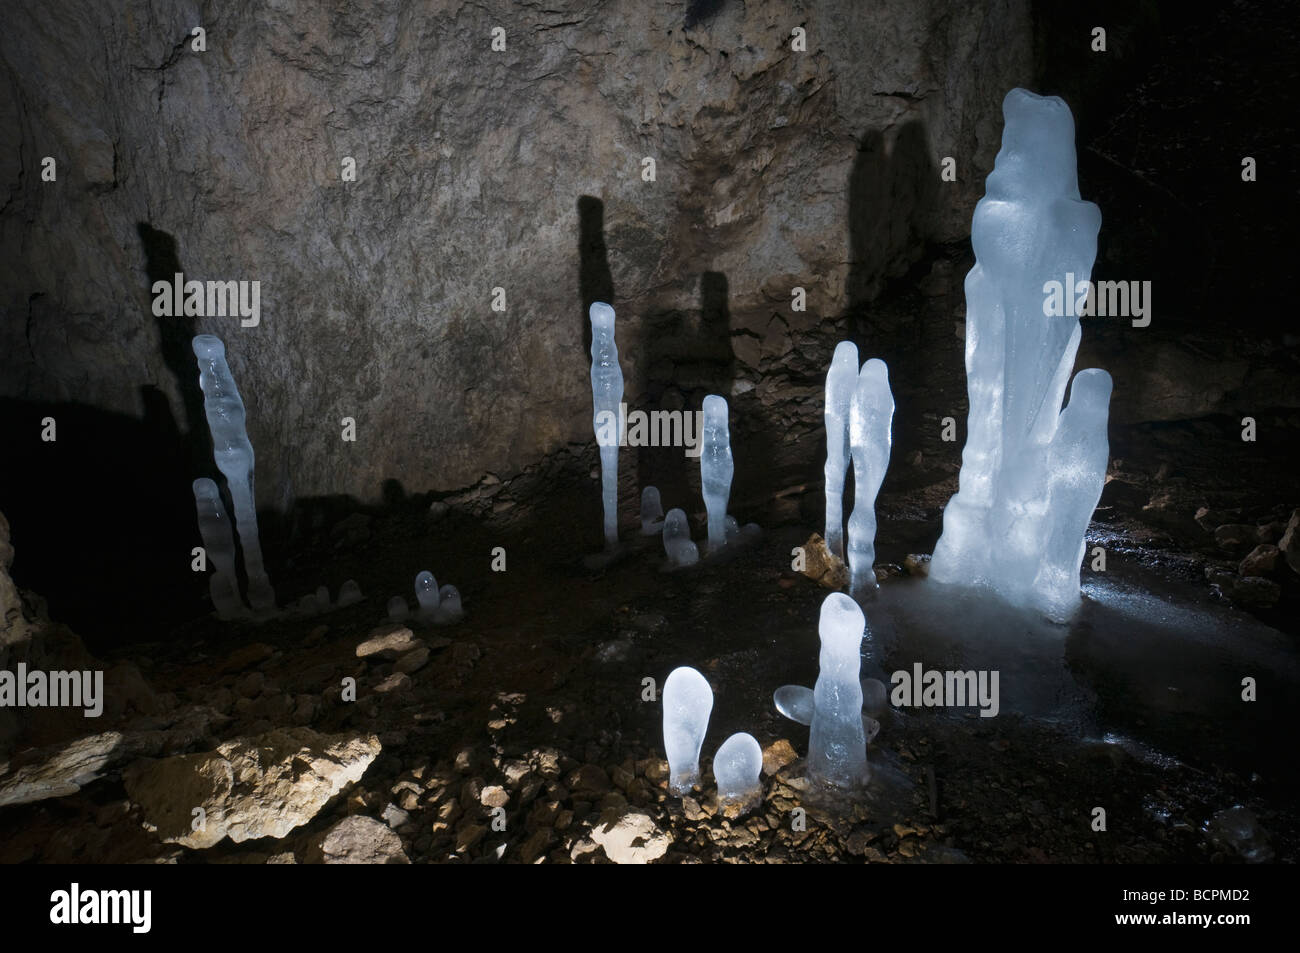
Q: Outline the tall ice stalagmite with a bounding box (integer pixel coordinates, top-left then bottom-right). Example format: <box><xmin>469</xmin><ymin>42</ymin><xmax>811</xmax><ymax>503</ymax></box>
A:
<box><xmin>929</xmin><ymin>88</ymin><xmax>1112</xmax><ymax>620</ymax></box>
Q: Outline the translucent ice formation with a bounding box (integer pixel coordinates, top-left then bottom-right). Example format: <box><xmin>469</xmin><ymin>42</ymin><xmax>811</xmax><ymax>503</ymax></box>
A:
<box><xmin>435</xmin><ymin>583</ymin><xmax>463</xmax><ymax>622</ymax></box>
<box><xmin>662</xmin><ymin>508</ymin><xmax>700</xmax><ymax>568</ymax></box>
<box><xmin>929</xmin><ymin>89</ymin><xmax>1111</xmax><ymax>620</ymax></box>
<box><xmin>590</xmin><ymin>302</ymin><xmax>624</xmax><ymax>549</ymax></box>
<box><xmin>640</xmin><ymin>486</ymin><xmax>664</xmax><ymax>536</ymax></box>
<box><xmin>774</xmin><ymin>684</ymin><xmax>881</xmax><ymax>741</ymax></box>
<box><xmin>315</xmin><ymin>585</ymin><xmax>330</xmax><ymax>610</ymax></box>
<box><xmin>699</xmin><ymin>395</ymin><xmax>734</xmax><ymax>555</ymax></box>
<box><xmin>192</xmin><ymin>335</ymin><xmax>276</xmax><ymax>613</ymax></box>
<box><xmin>191</xmin><ymin>477</ymin><xmax>244</xmax><ymax>619</ymax></box>
<box><xmin>773</xmin><ymin>684</ymin><xmax>815</xmax><ymax>726</ymax></box>
<box><xmin>663</xmin><ymin>666</ymin><xmax>713</xmax><ymax>795</ymax></box>
<box><xmin>807</xmin><ymin>593</ymin><xmax>868</xmax><ymax>789</ymax></box>
<box><xmin>846</xmin><ymin>359</ymin><xmax>894</xmax><ymax>596</ymax></box>
<box><xmin>1032</xmin><ymin>369</ymin><xmax>1112</xmax><ymax>621</ymax></box>
<box><xmin>337</xmin><ymin>579</ymin><xmax>363</xmax><ymax>607</ymax></box>
<box><xmin>414</xmin><ymin>571</ymin><xmax>439</xmax><ymax>618</ymax></box>
<box><xmin>823</xmin><ymin>341</ymin><xmax>859</xmax><ymax>559</ymax></box>
<box><xmin>387</xmin><ymin>596</ymin><xmax>409</xmax><ymax>621</ymax></box>
<box><xmin>713</xmin><ymin>732</ymin><xmax>762</xmax><ymax>810</ymax></box>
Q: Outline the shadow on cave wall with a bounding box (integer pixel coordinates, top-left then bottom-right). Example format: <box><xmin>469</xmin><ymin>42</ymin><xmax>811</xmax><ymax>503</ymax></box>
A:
<box><xmin>842</xmin><ymin>120</ymin><xmax>954</xmax><ymax>505</ymax></box>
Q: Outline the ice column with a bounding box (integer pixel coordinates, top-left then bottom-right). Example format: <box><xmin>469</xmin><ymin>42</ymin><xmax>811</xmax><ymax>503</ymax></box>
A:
<box><xmin>699</xmin><ymin>395</ymin><xmax>733</xmax><ymax>555</ymax></box>
<box><xmin>807</xmin><ymin>593</ymin><xmax>868</xmax><ymax>789</ymax></box>
<box><xmin>929</xmin><ymin>88</ymin><xmax>1110</xmax><ymax>618</ymax></box>
<box><xmin>846</xmin><ymin>359</ymin><xmax>894</xmax><ymax>596</ymax></box>
<box><xmin>823</xmin><ymin>341</ymin><xmax>859</xmax><ymax>559</ymax></box>
<box><xmin>713</xmin><ymin>732</ymin><xmax>762</xmax><ymax>810</ymax></box>
<box><xmin>191</xmin><ymin>478</ymin><xmax>244</xmax><ymax>619</ymax></box>
<box><xmin>590</xmin><ymin>302</ymin><xmax>624</xmax><ymax>549</ymax></box>
<box><xmin>663</xmin><ymin>666</ymin><xmax>713</xmax><ymax>795</ymax></box>
<box><xmin>193</xmin><ymin>335</ymin><xmax>276</xmax><ymax>612</ymax></box>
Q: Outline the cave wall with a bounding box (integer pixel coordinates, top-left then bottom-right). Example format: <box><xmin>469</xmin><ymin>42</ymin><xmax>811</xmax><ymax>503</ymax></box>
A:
<box><xmin>0</xmin><ymin>0</ymin><xmax>1034</xmax><ymax>508</ymax></box>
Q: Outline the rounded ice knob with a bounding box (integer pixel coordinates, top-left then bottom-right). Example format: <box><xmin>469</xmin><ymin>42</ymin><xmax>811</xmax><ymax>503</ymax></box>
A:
<box><xmin>435</xmin><ymin>583</ymin><xmax>463</xmax><ymax>622</ymax></box>
<box><xmin>713</xmin><ymin>732</ymin><xmax>762</xmax><ymax>810</ymax></box>
<box><xmin>414</xmin><ymin>570</ymin><xmax>439</xmax><ymax>617</ymax></box>
<box><xmin>337</xmin><ymin>579</ymin><xmax>363</xmax><ymax>607</ymax></box>
<box><xmin>386</xmin><ymin>596</ymin><xmax>409</xmax><ymax>621</ymax></box>
<box><xmin>640</xmin><ymin>486</ymin><xmax>664</xmax><ymax>535</ymax></box>
<box><xmin>662</xmin><ymin>666</ymin><xmax>713</xmax><ymax>796</ymax></box>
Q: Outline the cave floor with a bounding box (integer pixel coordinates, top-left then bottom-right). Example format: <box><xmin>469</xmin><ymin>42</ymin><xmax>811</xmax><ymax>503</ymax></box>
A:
<box><xmin>4</xmin><ymin>467</ymin><xmax>1296</xmax><ymax>864</ymax></box>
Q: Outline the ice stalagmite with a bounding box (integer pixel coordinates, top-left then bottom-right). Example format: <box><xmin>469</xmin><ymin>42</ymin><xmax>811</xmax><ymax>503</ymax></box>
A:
<box><xmin>662</xmin><ymin>508</ymin><xmax>699</xmax><ymax>568</ymax></box>
<box><xmin>436</xmin><ymin>584</ymin><xmax>464</xmax><ymax>622</ymax></box>
<box><xmin>713</xmin><ymin>732</ymin><xmax>762</xmax><ymax>811</ymax></box>
<box><xmin>699</xmin><ymin>395</ymin><xmax>733</xmax><ymax>555</ymax></box>
<box><xmin>191</xmin><ymin>478</ymin><xmax>244</xmax><ymax>619</ymax></box>
<box><xmin>640</xmin><ymin>486</ymin><xmax>664</xmax><ymax>535</ymax></box>
<box><xmin>929</xmin><ymin>88</ymin><xmax>1111</xmax><ymax>619</ymax></box>
<box><xmin>663</xmin><ymin>666</ymin><xmax>713</xmax><ymax>796</ymax></box>
<box><xmin>193</xmin><ymin>335</ymin><xmax>276</xmax><ymax>613</ymax></box>
<box><xmin>414</xmin><ymin>571</ymin><xmax>439</xmax><ymax>618</ymax></box>
<box><xmin>846</xmin><ymin>359</ymin><xmax>894</xmax><ymax>596</ymax></box>
<box><xmin>589</xmin><ymin>302</ymin><xmax>623</xmax><ymax>549</ymax></box>
<box><xmin>807</xmin><ymin>593</ymin><xmax>868</xmax><ymax>789</ymax></box>
<box><xmin>823</xmin><ymin>341</ymin><xmax>859</xmax><ymax>559</ymax></box>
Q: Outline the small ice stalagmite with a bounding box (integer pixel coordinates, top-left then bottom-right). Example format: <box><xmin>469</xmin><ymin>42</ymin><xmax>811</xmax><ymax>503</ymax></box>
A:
<box><xmin>192</xmin><ymin>334</ymin><xmax>276</xmax><ymax>613</ymax></box>
<box><xmin>713</xmin><ymin>732</ymin><xmax>763</xmax><ymax>811</ymax></box>
<box><xmin>662</xmin><ymin>508</ymin><xmax>699</xmax><ymax>568</ymax></box>
<box><xmin>846</xmin><ymin>359</ymin><xmax>894</xmax><ymax>597</ymax></box>
<box><xmin>337</xmin><ymin>579</ymin><xmax>363</xmax><ymax>607</ymax></box>
<box><xmin>823</xmin><ymin>341</ymin><xmax>859</xmax><ymax>560</ymax></box>
<box><xmin>699</xmin><ymin>395</ymin><xmax>734</xmax><ymax>555</ymax></box>
<box><xmin>191</xmin><ymin>478</ymin><xmax>244</xmax><ymax>619</ymax></box>
<box><xmin>589</xmin><ymin>302</ymin><xmax>624</xmax><ymax>550</ymax></box>
<box><xmin>435</xmin><ymin>583</ymin><xmax>464</xmax><ymax>622</ymax></box>
<box><xmin>315</xmin><ymin>585</ymin><xmax>330</xmax><ymax>610</ymax></box>
<box><xmin>663</xmin><ymin>666</ymin><xmax>713</xmax><ymax>796</ymax></box>
<box><xmin>640</xmin><ymin>486</ymin><xmax>665</xmax><ymax>536</ymax></box>
<box><xmin>414</xmin><ymin>571</ymin><xmax>439</xmax><ymax>618</ymax></box>
<box><xmin>1031</xmin><ymin>368</ymin><xmax>1112</xmax><ymax>621</ymax></box>
<box><xmin>807</xmin><ymin>593</ymin><xmax>869</xmax><ymax>789</ymax></box>
<box><xmin>386</xmin><ymin>596</ymin><xmax>409</xmax><ymax>621</ymax></box>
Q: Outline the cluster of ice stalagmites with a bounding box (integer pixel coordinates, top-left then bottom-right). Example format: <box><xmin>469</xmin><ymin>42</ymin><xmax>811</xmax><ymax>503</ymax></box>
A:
<box><xmin>821</xmin><ymin>343</ymin><xmax>895</xmax><ymax>596</ymax></box>
<box><xmin>389</xmin><ymin>570</ymin><xmax>463</xmax><ymax>624</ymax></box>
<box><xmin>192</xmin><ymin>334</ymin><xmax>277</xmax><ymax>615</ymax></box>
<box><xmin>661</xmin><ymin>666</ymin><xmax>764</xmax><ymax>814</ymax></box>
<box><xmin>929</xmin><ymin>89</ymin><xmax>1112</xmax><ymax>621</ymax></box>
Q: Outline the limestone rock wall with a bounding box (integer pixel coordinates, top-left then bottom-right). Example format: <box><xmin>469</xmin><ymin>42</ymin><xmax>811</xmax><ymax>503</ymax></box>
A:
<box><xmin>0</xmin><ymin>0</ymin><xmax>1033</xmax><ymax>506</ymax></box>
